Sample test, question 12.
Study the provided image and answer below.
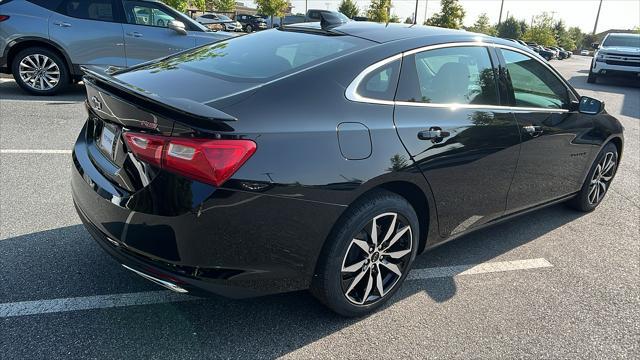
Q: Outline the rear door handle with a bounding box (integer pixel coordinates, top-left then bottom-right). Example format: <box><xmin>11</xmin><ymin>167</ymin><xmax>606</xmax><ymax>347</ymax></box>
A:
<box><xmin>523</xmin><ymin>125</ymin><xmax>543</xmax><ymax>137</ymax></box>
<box><xmin>126</xmin><ymin>32</ymin><xmax>143</xmax><ymax>38</ymax></box>
<box><xmin>53</xmin><ymin>21</ymin><xmax>72</xmax><ymax>27</ymax></box>
<box><xmin>418</xmin><ymin>127</ymin><xmax>451</xmax><ymax>141</ymax></box>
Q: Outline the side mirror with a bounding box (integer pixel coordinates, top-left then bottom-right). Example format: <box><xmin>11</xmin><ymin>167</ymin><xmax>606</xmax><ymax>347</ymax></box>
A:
<box><xmin>578</xmin><ymin>96</ymin><xmax>604</xmax><ymax>115</ymax></box>
<box><xmin>168</xmin><ymin>20</ymin><xmax>187</xmax><ymax>35</ymax></box>
<box><xmin>591</xmin><ymin>42</ymin><xmax>600</xmax><ymax>49</ymax></box>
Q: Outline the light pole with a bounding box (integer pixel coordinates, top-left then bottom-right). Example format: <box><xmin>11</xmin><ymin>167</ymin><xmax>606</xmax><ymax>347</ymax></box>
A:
<box><xmin>498</xmin><ymin>0</ymin><xmax>504</xmax><ymax>25</ymax></box>
<box><xmin>423</xmin><ymin>0</ymin><xmax>428</xmax><ymax>24</ymax></box>
<box><xmin>593</xmin><ymin>0</ymin><xmax>603</xmax><ymax>35</ymax></box>
<box><xmin>414</xmin><ymin>0</ymin><xmax>419</xmax><ymax>24</ymax></box>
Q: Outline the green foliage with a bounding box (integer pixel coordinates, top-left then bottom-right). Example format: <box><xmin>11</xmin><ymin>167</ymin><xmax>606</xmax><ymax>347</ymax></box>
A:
<box><xmin>255</xmin><ymin>0</ymin><xmax>289</xmax><ymax>18</ymax></box>
<box><xmin>367</xmin><ymin>0</ymin><xmax>390</xmax><ymax>23</ymax></box>
<box><xmin>405</xmin><ymin>17</ymin><xmax>413</xmax><ymax>24</ymax></box>
<box><xmin>424</xmin><ymin>0</ymin><xmax>465</xmax><ymax>29</ymax></box>
<box><xmin>192</xmin><ymin>0</ymin><xmax>206</xmax><ymax>11</ymax></box>
<box><xmin>518</xmin><ymin>19</ymin><xmax>528</xmax><ymax>37</ymax></box>
<box><xmin>523</xmin><ymin>12</ymin><xmax>556</xmax><ymax>46</ymax></box>
<box><xmin>161</xmin><ymin>0</ymin><xmax>188</xmax><ymax>12</ymax></box>
<box><xmin>467</xmin><ymin>13</ymin><xmax>496</xmax><ymax>35</ymax></box>
<box><xmin>496</xmin><ymin>16</ymin><xmax>521</xmax><ymax>39</ymax></box>
<box><xmin>553</xmin><ymin>20</ymin><xmax>575</xmax><ymax>50</ymax></box>
<box><xmin>389</xmin><ymin>14</ymin><xmax>401</xmax><ymax>23</ymax></box>
<box><xmin>567</xmin><ymin>27</ymin><xmax>584</xmax><ymax>49</ymax></box>
<box><xmin>212</xmin><ymin>0</ymin><xmax>235</xmax><ymax>12</ymax></box>
<box><xmin>338</xmin><ymin>0</ymin><xmax>359</xmax><ymax>19</ymax></box>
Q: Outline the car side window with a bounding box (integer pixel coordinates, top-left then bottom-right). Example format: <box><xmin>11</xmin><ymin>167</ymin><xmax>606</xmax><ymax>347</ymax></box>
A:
<box><xmin>123</xmin><ymin>0</ymin><xmax>176</xmax><ymax>28</ymax></box>
<box><xmin>356</xmin><ymin>60</ymin><xmax>400</xmax><ymax>101</ymax></box>
<box><xmin>501</xmin><ymin>49</ymin><xmax>569</xmax><ymax>109</ymax></box>
<box><xmin>59</xmin><ymin>0</ymin><xmax>116</xmax><ymax>22</ymax></box>
<box><xmin>308</xmin><ymin>11</ymin><xmax>320</xmax><ymax>20</ymax></box>
<box><xmin>396</xmin><ymin>46</ymin><xmax>499</xmax><ymax>105</ymax></box>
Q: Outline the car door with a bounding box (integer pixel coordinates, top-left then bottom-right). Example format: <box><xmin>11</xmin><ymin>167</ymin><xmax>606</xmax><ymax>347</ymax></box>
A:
<box><xmin>121</xmin><ymin>0</ymin><xmax>196</xmax><ymax>66</ymax></box>
<box><xmin>49</xmin><ymin>0</ymin><xmax>126</xmax><ymax>68</ymax></box>
<box><xmin>393</xmin><ymin>44</ymin><xmax>521</xmax><ymax>238</ymax></box>
<box><xmin>497</xmin><ymin>47</ymin><xmax>594</xmax><ymax>213</ymax></box>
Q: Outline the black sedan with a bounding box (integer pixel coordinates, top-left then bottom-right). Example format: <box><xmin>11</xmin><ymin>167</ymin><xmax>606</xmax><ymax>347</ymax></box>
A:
<box><xmin>73</xmin><ymin>22</ymin><xmax>623</xmax><ymax>317</ymax></box>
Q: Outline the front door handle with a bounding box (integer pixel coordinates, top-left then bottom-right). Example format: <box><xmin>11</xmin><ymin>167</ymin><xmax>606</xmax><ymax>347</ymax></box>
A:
<box><xmin>126</xmin><ymin>32</ymin><xmax>143</xmax><ymax>38</ymax></box>
<box><xmin>523</xmin><ymin>125</ymin><xmax>543</xmax><ymax>137</ymax></box>
<box><xmin>53</xmin><ymin>21</ymin><xmax>72</xmax><ymax>27</ymax></box>
<box><xmin>418</xmin><ymin>127</ymin><xmax>451</xmax><ymax>142</ymax></box>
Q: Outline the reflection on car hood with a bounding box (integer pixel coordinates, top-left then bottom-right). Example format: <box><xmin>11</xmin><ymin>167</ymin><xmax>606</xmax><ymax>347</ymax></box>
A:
<box><xmin>600</xmin><ymin>46</ymin><xmax>640</xmax><ymax>54</ymax></box>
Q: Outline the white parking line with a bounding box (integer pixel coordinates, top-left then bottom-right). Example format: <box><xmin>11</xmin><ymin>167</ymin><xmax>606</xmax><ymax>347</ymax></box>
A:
<box><xmin>0</xmin><ymin>149</ymin><xmax>72</xmax><ymax>154</ymax></box>
<box><xmin>407</xmin><ymin>258</ymin><xmax>553</xmax><ymax>280</ymax></box>
<box><xmin>0</xmin><ymin>258</ymin><xmax>553</xmax><ymax>318</ymax></box>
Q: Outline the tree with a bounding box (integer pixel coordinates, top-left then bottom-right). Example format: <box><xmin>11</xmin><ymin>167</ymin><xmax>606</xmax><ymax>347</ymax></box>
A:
<box><xmin>496</xmin><ymin>16</ymin><xmax>522</xmax><ymax>39</ymax></box>
<box><xmin>192</xmin><ymin>0</ymin><xmax>206</xmax><ymax>11</ymax></box>
<box><xmin>161</xmin><ymin>0</ymin><xmax>188</xmax><ymax>12</ymax></box>
<box><xmin>404</xmin><ymin>17</ymin><xmax>413</xmax><ymax>24</ymax></box>
<box><xmin>518</xmin><ymin>19</ymin><xmax>528</xmax><ymax>37</ymax></box>
<box><xmin>389</xmin><ymin>14</ymin><xmax>401</xmax><ymax>23</ymax></box>
<box><xmin>424</xmin><ymin>0</ymin><xmax>465</xmax><ymax>29</ymax></box>
<box><xmin>338</xmin><ymin>0</ymin><xmax>359</xmax><ymax>19</ymax></box>
<box><xmin>568</xmin><ymin>26</ymin><xmax>584</xmax><ymax>50</ymax></box>
<box><xmin>212</xmin><ymin>0</ymin><xmax>235</xmax><ymax>12</ymax></box>
<box><xmin>255</xmin><ymin>0</ymin><xmax>289</xmax><ymax>27</ymax></box>
<box><xmin>553</xmin><ymin>20</ymin><xmax>575</xmax><ymax>50</ymax></box>
<box><xmin>367</xmin><ymin>0</ymin><xmax>390</xmax><ymax>23</ymax></box>
<box><xmin>467</xmin><ymin>13</ymin><xmax>495</xmax><ymax>35</ymax></box>
<box><xmin>523</xmin><ymin>12</ymin><xmax>556</xmax><ymax>46</ymax></box>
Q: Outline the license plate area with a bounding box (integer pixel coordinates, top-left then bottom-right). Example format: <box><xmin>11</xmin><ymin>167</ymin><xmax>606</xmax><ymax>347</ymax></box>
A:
<box><xmin>99</xmin><ymin>123</ymin><xmax>117</xmax><ymax>159</ymax></box>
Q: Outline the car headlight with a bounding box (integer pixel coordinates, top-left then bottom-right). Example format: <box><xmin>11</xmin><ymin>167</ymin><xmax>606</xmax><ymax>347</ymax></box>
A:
<box><xmin>595</xmin><ymin>52</ymin><xmax>606</xmax><ymax>62</ymax></box>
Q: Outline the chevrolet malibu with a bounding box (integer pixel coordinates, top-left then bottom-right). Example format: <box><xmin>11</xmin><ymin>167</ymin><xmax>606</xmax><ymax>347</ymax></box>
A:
<box><xmin>72</xmin><ymin>22</ymin><xmax>623</xmax><ymax>317</ymax></box>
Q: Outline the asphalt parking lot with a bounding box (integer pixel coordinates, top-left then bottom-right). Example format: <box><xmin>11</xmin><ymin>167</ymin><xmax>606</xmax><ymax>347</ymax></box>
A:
<box><xmin>1</xmin><ymin>55</ymin><xmax>638</xmax><ymax>359</ymax></box>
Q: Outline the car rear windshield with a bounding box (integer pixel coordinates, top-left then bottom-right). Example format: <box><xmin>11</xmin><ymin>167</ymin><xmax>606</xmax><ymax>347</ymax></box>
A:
<box><xmin>137</xmin><ymin>29</ymin><xmax>371</xmax><ymax>82</ymax></box>
<box><xmin>603</xmin><ymin>35</ymin><xmax>640</xmax><ymax>48</ymax></box>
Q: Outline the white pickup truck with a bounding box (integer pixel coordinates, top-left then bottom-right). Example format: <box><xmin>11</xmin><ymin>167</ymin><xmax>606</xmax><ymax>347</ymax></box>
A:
<box><xmin>589</xmin><ymin>33</ymin><xmax>640</xmax><ymax>83</ymax></box>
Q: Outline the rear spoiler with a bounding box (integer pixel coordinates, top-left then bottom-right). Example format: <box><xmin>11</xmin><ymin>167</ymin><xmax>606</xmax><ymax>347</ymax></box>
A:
<box><xmin>80</xmin><ymin>66</ymin><xmax>237</xmax><ymax>123</ymax></box>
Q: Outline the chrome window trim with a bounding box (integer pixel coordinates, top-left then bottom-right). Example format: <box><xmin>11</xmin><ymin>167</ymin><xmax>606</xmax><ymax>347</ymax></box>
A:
<box><xmin>344</xmin><ymin>41</ymin><xmax>570</xmax><ymax>113</ymax></box>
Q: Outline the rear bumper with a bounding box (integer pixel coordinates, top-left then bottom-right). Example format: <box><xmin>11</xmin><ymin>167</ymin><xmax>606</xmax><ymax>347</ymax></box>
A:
<box><xmin>71</xmin><ymin>124</ymin><xmax>345</xmax><ymax>298</ymax></box>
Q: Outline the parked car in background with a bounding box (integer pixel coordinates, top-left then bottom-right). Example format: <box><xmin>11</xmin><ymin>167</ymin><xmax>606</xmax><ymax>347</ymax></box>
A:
<box><xmin>580</xmin><ymin>49</ymin><xmax>590</xmax><ymax>56</ymax></box>
<box><xmin>74</xmin><ymin>21</ymin><xmax>622</xmax><ymax>317</ymax></box>
<box><xmin>236</xmin><ymin>13</ymin><xmax>267</xmax><ymax>32</ymax></box>
<box><xmin>0</xmin><ymin>0</ymin><xmax>231</xmax><ymax>95</ymax></box>
<box><xmin>352</xmin><ymin>16</ymin><xmax>369</xmax><ymax>21</ymax></box>
<box><xmin>550</xmin><ymin>46</ymin><xmax>568</xmax><ymax>59</ymax></box>
<box><xmin>196</xmin><ymin>13</ymin><xmax>241</xmax><ymax>32</ymax></box>
<box><xmin>526</xmin><ymin>42</ymin><xmax>555</xmax><ymax>61</ymax></box>
<box><xmin>305</xmin><ymin>9</ymin><xmax>350</xmax><ymax>24</ymax></box>
<box><xmin>589</xmin><ymin>32</ymin><xmax>640</xmax><ymax>83</ymax></box>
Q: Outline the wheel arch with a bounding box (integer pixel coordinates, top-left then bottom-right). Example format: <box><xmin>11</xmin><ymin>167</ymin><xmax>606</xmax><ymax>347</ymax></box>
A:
<box><xmin>5</xmin><ymin>37</ymin><xmax>74</xmax><ymax>77</ymax></box>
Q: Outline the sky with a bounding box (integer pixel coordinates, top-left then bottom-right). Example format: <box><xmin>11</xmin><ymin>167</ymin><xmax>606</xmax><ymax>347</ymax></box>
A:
<box><xmin>242</xmin><ymin>0</ymin><xmax>640</xmax><ymax>34</ymax></box>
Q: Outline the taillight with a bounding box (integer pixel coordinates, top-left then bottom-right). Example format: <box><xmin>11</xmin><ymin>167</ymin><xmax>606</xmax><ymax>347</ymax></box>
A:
<box><xmin>124</xmin><ymin>132</ymin><xmax>256</xmax><ymax>187</ymax></box>
<box><xmin>0</xmin><ymin>15</ymin><xmax>9</xmax><ymax>22</ymax></box>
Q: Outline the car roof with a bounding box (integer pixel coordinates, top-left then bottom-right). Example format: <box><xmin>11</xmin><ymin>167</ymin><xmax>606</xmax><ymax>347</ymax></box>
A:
<box><xmin>289</xmin><ymin>22</ymin><xmax>467</xmax><ymax>43</ymax></box>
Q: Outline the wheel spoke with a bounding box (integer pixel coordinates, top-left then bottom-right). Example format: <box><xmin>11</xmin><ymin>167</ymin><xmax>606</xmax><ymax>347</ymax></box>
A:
<box><xmin>25</xmin><ymin>56</ymin><xmax>37</xmax><ymax>68</ymax></box>
<box><xmin>351</xmin><ymin>238</ymin><xmax>370</xmax><ymax>254</ymax></box>
<box><xmin>342</xmin><ymin>259</ymin><xmax>367</xmax><ymax>273</ymax></box>
<box><xmin>588</xmin><ymin>185</ymin><xmax>598</xmax><ymax>203</ymax></box>
<box><xmin>382</xmin><ymin>225</ymin><xmax>410</xmax><ymax>252</ymax></box>
<box><xmin>371</xmin><ymin>217</ymin><xmax>378</xmax><ymax>247</ymax></box>
<box><xmin>345</xmin><ymin>268</ymin><xmax>368</xmax><ymax>296</ymax></box>
<box><xmin>380</xmin><ymin>261</ymin><xmax>402</xmax><ymax>276</ymax></box>
<box><xmin>360</xmin><ymin>270</ymin><xmax>374</xmax><ymax>304</ymax></box>
<box><xmin>375</xmin><ymin>265</ymin><xmax>385</xmax><ymax>296</ymax></box>
<box><xmin>381</xmin><ymin>213</ymin><xmax>397</xmax><ymax>245</ymax></box>
<box><xmin>382</xmin><ymin>248</ymin><xmax>411</xmax><ymax>259</ymax></box>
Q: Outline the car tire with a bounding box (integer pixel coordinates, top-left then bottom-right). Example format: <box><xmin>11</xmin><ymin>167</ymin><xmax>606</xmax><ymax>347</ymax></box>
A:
<box><xmin>12</xmin><ymin>47</ymin><xmax>69</xmax><ymax>96</ymax></box>
<box><xmin>567</xmin><ymin>142</ymin><xmax>618</xmax><ymax>212</ymax></box>
<box><xmin>246</xmin><ymin>24</ymin><xmax>253</xmax><ymax>33</ymax></box>
<box><xmin>587</xmin><ymin>70</ymin><xmax>597</xmax><ymax>83</ymax></box>
<box><xmin>311</xmin><ymin>189</ymin><xmax>419</xmax><ymax>317</ymax></box>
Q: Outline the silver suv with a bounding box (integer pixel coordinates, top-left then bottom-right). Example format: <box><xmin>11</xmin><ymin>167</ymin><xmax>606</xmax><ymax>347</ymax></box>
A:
<box><xmin>0</xmin><ymin>0</ymin><xmax>232</xmax><ymax>95</ymax></box>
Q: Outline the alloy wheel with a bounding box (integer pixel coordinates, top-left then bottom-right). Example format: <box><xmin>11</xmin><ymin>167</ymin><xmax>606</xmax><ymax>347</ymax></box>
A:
<box><xmin>340</xmin><ymin>212</ymin><xmax>413</xmax><ymax>305</ymax></box>
<box><xmin>588</xmin><ymin>152</ymin><xmax>616</xmax><ymax>205</ymax></box>
<box><xmin>18</xmin><ymin>54</ymin><xmax>60</xmax><ymax>91</ymax></box>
